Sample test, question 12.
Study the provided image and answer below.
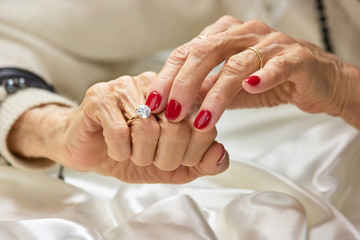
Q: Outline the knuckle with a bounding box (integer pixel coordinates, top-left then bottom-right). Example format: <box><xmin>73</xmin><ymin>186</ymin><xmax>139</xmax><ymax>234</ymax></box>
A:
<box><xmin>293</xmin><ymin>43</ymin><xmax>307</xmax><ymax>58</ymax></box>
<box><xmin>154</xmin><ymin>161</ymin><xmax>180</xmax><ymax>172</ymax></box>
<box><xmin>168</xmin><ymin>46</ymin><xmax>190</xmax><ymax>66</ymax></box>
<box><xmin>132</xmin><ymin>119</ymin><xmax>160</xmax><ymax>143</ymax></box>
<box><xmin>177</xmin><ymin>121</ymin><xmax>191</xmax><ymax>137</ymax></box>
<box><xmin>270</xmin><ymin>31</ymin><xmax>288</xmax><ymax>41</ymax></box>
<box><xmin>182</xmin><ymin>156</ymin><xmax>201</xmax><ymax>167</ymax></box>
<box><xmin>162</xmin><ymin>120</ymin><xmax>191</xmax><ymax>141</ymax></box>
<box><xmin>85</xmin><ymin>82</ymin><xmax>107</xmax><ymax>98</ymax></box>
<box><xmin>137</xmin><ymin>71</ymin><xmax>157</xmax><ymax>86</ymax></box>
<box><xmin>218</xmin><ymin>15</ymin><xmax>240</xmax><ymax>24</ymax></box>
<box><xmin>132</xmin><ymin>155</ymin><xmax>153</xmax><ymax>166</ymax></box>
<box><xmin>146</xmin><ymin>121</ymin><xmax>161</xmax><ymax>140</ymax></box>
<box><xmin>201</xmin><ymin>24</ymin><xmax>212</xmax><ymax>33</ymax></box>
<box><xmin>83</xmin><ymin>83</ymin><xmax>111</xmax><ymax>114</ymax></box>
<box><xmin>113</xmin><ymin>75</ymin><xmax>128</xmax><ymax>82</ymax></box>
<box><xmin>268</xmin><ymin>32</ymin><xmax>295</xmax><ymax>46</ymax></box>
<box><xmin>223</xmin><ymin>55</ymin><xmax>247</xmax><ymax>76</ymax></box>
<box><xmin>111</xmin><ymin>125</ymin><xmax>131</xmax><ymax>140</ymax></box>
<box><xmin>108</xmin><ymin>149</ymin><xmax>129</xmax><ymax>162</ymax></box>
<box><xmin>247</xmin><ymin>20</ymin><xmax>271</xmax><ymax>33</ymax></box>
<box><xmin>182</xmin><ymin>161</ymin><xmax>199</xmax><ymax>168</ymax></box>
<box><xmin>206</xmin><ymin>90</ymin><xmax>228</xmax><ymax>109</ymax></box>
<box><xmin>174</xmin><ymin>75</ymin><xmax>194</xmax><ymax>91</ymax></box>
<box><xmin>190</xmin><ymin>39</ymin><xmax>219</xmax><ymax>59</ymax></box>
<box><xmin>174</xmin><ymin>121</ymin><xmax>191</xmax><ymax>138</ymax></box>
<box><xmin>113</xmin><ymin>75</ymin><xmax>134</xmax><ymax>88</ymax></box>
<box><xmin>116</xmin><ymin>75</ymin><xmax>132</xmax><ymax>82</ymax></box>
<box><xmin>141</xmin><ymin>71</ymin><xmax>157</xmax><ymax>79</ymax></box>
<box><xmin>196</xmin><ymin>128</ymin><xmax>218</xmax><ymax>145</ymax></box>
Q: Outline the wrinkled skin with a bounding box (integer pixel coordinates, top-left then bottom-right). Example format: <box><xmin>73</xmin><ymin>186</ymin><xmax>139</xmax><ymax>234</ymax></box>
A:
<box><xmin>147</xmin><ymin>15</ymin><xmax>360</xmax><ymax>131</ymax></box>
<box><xmin>8</xmin><ymin>72</ymin><xmax>228</xmax><ymax>184</ymax></box>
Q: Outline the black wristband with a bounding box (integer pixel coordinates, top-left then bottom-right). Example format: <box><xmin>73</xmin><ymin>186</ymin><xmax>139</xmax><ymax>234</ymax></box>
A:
<box><xmin>0</xmin><ymin>68</ymin><xmax>55</xmax><ymax>102</ymax></box>
<box><xmin>0</xmin><ymin>68</ymin><xmax>64</xmax><ymax>179</ymax></box>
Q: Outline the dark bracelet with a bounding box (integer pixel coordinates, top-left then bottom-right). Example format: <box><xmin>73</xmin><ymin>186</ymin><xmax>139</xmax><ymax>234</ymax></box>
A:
<box><xmin>0</xmin><ymin>68</ymin><xmax>64</xmax><ymax>180</ymax></box>
<box><xmin>0</xmin><ymin>68</ymin><xmax>55</xmax><ymax>102</ymax></box>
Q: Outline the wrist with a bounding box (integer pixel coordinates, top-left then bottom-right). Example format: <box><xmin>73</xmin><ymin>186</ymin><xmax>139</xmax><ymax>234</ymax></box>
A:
<box><xmin>7</xmin><ymin>104</ymin><xmax>72</xmax><ymax>161</ymax></box>
<box><xmin>333</xmin><ymin>62</ymin><xmax>360</xmax><ymax>130</ymax></box>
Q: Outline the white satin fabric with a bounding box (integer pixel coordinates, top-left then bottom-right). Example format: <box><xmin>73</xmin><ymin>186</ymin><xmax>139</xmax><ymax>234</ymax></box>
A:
<box><xmin>1</xmin><ymin>105</ymin><xmax>360</xmax><ymax>240</ymax></box>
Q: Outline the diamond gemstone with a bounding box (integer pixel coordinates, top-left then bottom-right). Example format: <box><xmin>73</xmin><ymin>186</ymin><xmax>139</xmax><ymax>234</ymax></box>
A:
<box><xmin>136</xmin><ymin>105</ymin><xmax>151</xmax><ymax>118</ymax></box>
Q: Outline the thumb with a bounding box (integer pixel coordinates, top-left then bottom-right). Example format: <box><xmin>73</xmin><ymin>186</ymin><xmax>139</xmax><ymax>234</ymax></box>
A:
<box><xmin>195</xmin><ymin>141</ymin><xmax>229</xmax><ymax>176</ymax></box>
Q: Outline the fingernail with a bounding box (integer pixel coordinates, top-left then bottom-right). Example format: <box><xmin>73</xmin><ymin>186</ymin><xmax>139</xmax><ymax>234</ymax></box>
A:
<box><xmin>145</xmin><ymin>91</ymin><xmax>162</xmax><ymax>111</ymax></box>
<box><xmin>217</xmin><ymin>144</ymin><xmax>226</xmax><ymax>165</ymax></box>
<box><xmin>244</xmin><ymin>75</ymin><xmax>261</xmax><ymax>86</ymax></box>
<box><xmin>194</xmin><ymin>109</ymin><xmax>212</xmax><ymax>129</ymax></box>
<box><xmin>165</xmin><ymin>99</ymin><xmax>182</xmax><ymax>120</ymax></box>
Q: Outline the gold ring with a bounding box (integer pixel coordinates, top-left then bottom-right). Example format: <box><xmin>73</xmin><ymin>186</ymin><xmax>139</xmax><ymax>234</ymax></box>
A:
<box><xmin>126</xmin><ymin>116</ymin><xmax>140</xmax><ymax>125</ymax></box>
<box><xmin>126</xmin><ymin>105</ymin><xmax>151</xmax><ymax>126</ymax></box>
<box><xmin>246</xmin><ymin>47</ymin><xmax>263</xmax><ymax>70</ymax></box>
<box><xmin>197</xmin><ymin>34</ymin><xmax>207</xmax><ymax>39</ymax></box>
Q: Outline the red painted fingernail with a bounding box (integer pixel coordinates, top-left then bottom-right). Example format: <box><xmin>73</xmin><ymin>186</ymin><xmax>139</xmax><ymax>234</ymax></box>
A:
<box><xmin>165</xmin><ymin>99</ymin><xmax>182</xmax><ymax>120</ymax></box>
<box><xmin>217</xmin><ymin>144</ymin><xmax>226</xmax><ymax>165</ymax></box>
<box><xmin>244</xmin><ymin>75</ymin><xmax>261</xmax><ymax>86</ymax></box>
<box><xmin>194</xmin><ymin>109</ymin><xmax>212</xmax><ymax>129</ymax></box>
<box><xmin>145</xmin><ymin>91</ymin><xmax>162</xmax><ymax>111</ymax></box>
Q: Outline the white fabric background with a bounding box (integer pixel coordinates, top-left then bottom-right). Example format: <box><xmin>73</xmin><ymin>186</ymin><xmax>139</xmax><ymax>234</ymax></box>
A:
<box><xmin>1</xmin><ymin>104</ymin><xmax>360</xmax><ymax>239</ymax></box>
<box><xmin>0</xmin><ymin>0</ymin><xmax>359</xmax><ymax>239</ymax></box>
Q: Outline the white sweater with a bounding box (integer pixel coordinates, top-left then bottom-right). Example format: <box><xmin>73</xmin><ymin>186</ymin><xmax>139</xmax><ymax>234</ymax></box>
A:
<box><xmin>0</xmin><ymin>0</ymin><xmax>359</xmax><ymax>170</ymax></box>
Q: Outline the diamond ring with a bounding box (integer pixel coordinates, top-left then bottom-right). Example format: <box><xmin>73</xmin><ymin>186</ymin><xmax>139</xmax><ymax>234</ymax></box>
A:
<box><xmin>126</xmin><ymin>105</ymin><xmax>151</xmax><ymax>125</ymax></box>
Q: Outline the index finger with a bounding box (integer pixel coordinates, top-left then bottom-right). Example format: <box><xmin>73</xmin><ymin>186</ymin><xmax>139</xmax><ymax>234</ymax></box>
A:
<box><xmin>154</xmin><ymin>19</ymin><xmax>267</xmax><ymax>124</ymax></box>
<box><xmin>145</xmin><ymin>16</ymin><xmax>243</xmax><ymax>114</ymax></box>
<box><xmin>164</xmin><ymin>29</ymin><xmax>260</xmax><ymax>123</ymax></box>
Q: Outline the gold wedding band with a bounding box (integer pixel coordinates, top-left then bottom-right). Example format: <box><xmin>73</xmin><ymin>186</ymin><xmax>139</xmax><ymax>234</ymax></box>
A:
<box><xmin>197</xmin><ymin>34</ymin><xmax>207</xmax><ymax>39</ymax></box>
<box><xmin>246</xmin><ymin>47</ymin><xmax>263</xmax><ymax>70</ymax></box>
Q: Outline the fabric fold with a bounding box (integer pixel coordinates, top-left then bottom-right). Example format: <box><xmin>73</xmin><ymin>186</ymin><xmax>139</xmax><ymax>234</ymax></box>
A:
<box><xmin>107</xmin><ymin>195</ymin><xmax>218</xmax><ymax>240</ymax></box>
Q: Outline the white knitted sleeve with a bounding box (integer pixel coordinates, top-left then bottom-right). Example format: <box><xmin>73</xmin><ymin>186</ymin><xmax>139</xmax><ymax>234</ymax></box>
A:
<box><xmin>0</xmin><ymin>89</ymin><xmax>76</xmax><ymax>171</ymax></box>
<box><xmin>0</xmin><ymin>39</ymin><xmax>77</xmax><ymax>171</ymax></box>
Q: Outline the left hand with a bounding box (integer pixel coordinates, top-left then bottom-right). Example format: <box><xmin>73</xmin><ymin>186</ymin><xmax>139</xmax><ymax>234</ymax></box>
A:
<box><xmin>8</xmin><ymin>72</ymin><xmax>228</xmax><ymax>184</ymax></box>
<box><xmin>146</xmin><ymin>15</ymin><xmax>351</xmax><ymax>131</ymax></box>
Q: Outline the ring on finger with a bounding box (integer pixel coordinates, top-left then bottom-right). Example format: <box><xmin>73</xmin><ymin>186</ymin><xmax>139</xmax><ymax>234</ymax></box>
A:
<box><xmin>197</xmin><ymin>34</ymin><xmax>208</xmax><ymax>39</ymax></box>
<box><xmin>246</xmin><ymin>47</ymin><xmax>263</xmax><ymax>70</ymax></box>
<box><xmin>127</xmin><ymin>105</ymin><xmax>151</xmax><ymax>126</ymax></box>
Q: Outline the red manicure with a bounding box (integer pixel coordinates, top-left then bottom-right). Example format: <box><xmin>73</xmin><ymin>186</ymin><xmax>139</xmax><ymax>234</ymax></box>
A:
<box><xmin>194</xmin><ymin>109</ymin><xmax>212</xmax><ymax>129</ymax></box>
<box><xmin>244</xmin><ymin>76</ymin><xmax>261</xmax><ymax>86</ymax></box>
<box><xmin>165</xmin><ymin>99</ymin><xmax>182</xmax><ymax>120</ymax></box>
<box><xmin>217</xmin><ymin>144</ymin><xmax>226</xmax><ymax>165</ymax></box>
<box><xmin>145</xmin><ymin>91</ymin><xmax>162</xmax><ymax>111</ymax></box>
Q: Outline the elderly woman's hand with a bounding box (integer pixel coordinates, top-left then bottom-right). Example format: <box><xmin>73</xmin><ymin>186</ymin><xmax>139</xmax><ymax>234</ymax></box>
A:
<box><xmin>8</xmin><ymin>72</ymin><xmax>228</xmax><ymax>183</ymax></box>
<box><xmin>146</xmin><ymin>15</ymin><xmax>360</xmax><ymax>131</ymax></box>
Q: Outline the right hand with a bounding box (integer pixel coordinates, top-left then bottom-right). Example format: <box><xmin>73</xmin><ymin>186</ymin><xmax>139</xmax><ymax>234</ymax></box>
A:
<box><xmin>145</xmin><ymin>15</ymin><xmax>360</xmax><ymax>131</ymax></box>
<box><xmin>9</xmin><ymin>72</ymin><xmax>228</xmax><ymax>183</ymax></box>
